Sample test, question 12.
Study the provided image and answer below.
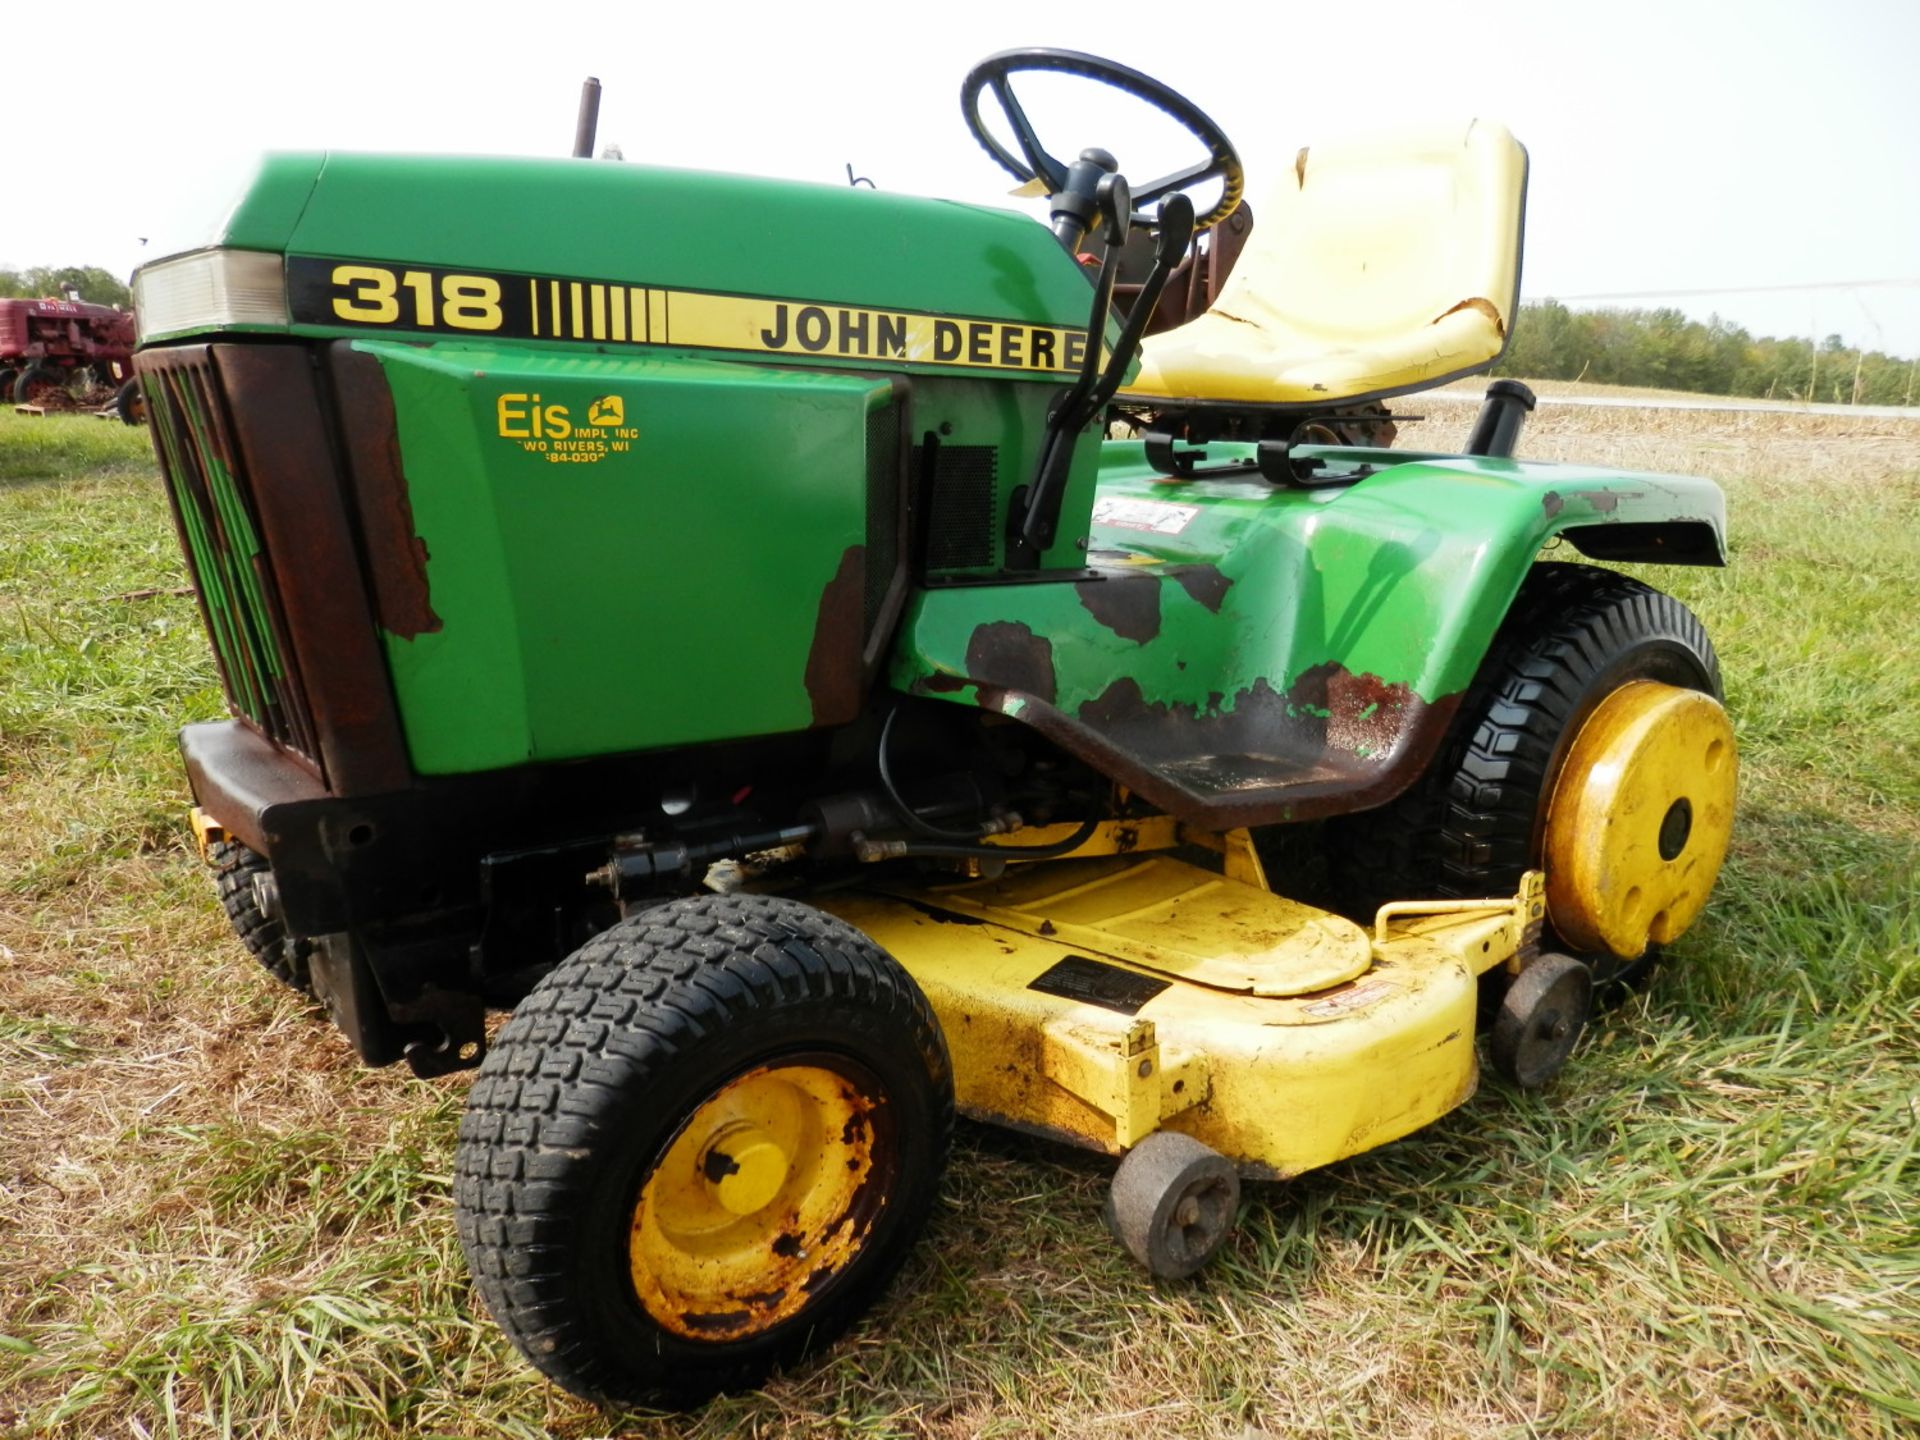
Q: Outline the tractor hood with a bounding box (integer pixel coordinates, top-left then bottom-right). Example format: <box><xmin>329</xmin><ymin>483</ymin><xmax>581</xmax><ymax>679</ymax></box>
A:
<box><xmin>133</xmin><ymin>152</ymin><xmax>1107</xmax><ymax>382</ymax></box>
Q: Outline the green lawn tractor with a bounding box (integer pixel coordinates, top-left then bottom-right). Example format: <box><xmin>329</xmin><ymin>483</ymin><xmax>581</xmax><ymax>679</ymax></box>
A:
<box><xmin>131</xmin><ymin>49</ymin><xmax>1737</xmax><ymax>1405</ymax></box>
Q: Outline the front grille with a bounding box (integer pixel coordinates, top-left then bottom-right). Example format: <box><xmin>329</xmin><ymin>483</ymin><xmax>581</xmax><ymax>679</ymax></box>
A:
<box><xmin>918</xmin><ymin>443</ymin><xmax>998</xmax><ymax>571</ymax></box>
<box><xmin>140</xmin><ymin>348</ymin><xmax>320</xmax><ymax>766</ymax></box>
<box><xmin>864</xmin><ymin>401</ymin><xmax>900</xmax><ymax>633</ymax></box>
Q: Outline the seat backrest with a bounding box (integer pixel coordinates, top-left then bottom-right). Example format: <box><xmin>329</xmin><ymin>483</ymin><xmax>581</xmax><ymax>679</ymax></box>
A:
<box><xmin>1212</xmin><ymin>119</ymin><xmax>1526</xmax><ymax>344</ymax></box>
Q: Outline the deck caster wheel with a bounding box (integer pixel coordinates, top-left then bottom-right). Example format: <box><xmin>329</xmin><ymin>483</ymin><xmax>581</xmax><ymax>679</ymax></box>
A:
<box><xmin>1105</xmin><ymin>1130</ymin><xmax>1240</xmax><ymax>1280</ymax></box>
<box><xmin>1490</xmin><ymin>951</ymin><xmax>1592</xmax><ymax>1089</ymax></box>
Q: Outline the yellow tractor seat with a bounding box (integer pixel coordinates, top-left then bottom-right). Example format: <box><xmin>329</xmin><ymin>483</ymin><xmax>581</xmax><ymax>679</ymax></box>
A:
<box><xmin>1121</xmin><ymin>119</ymin><xmax>1528</xmax><ymax>409</ymax></box>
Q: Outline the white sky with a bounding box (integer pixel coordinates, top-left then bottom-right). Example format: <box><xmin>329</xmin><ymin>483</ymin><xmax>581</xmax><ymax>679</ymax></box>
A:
<box><xmin>7</xmin><ymin>0</ymin><xmax>1918</xmax><ymax>354</ymax></box>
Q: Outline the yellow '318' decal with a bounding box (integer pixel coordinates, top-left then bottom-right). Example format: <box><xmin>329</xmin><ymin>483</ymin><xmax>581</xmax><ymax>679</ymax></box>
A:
<box><xmin>284</xmin><ymin>255</ymin><xmax>1090</xmax><ymax>378</ymax></box>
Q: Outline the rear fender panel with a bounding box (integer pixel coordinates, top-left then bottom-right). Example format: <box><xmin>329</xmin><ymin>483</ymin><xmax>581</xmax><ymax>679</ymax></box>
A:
<box><xmin>890</xmin><ymin>444</ymin><xmax>1726</xmax><ymax>826</ymax></box>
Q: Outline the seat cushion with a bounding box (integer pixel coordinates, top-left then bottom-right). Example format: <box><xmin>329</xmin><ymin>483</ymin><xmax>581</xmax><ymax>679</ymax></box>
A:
<box><xmin>1121</xmin><ymin>119</ymin><xmax>1527</xmax><ymax>407</ymax></box>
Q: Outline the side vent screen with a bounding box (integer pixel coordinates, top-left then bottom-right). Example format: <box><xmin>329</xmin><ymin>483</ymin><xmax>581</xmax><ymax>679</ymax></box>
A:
<box><xmin>917</xmin><ymin>443</ymin><xmax>998</xmax><ymax>571</ymax></box>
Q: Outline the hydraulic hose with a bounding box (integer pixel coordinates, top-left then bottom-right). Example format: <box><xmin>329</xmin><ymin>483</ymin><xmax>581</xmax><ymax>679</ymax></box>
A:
<box><xmin>862</xmin><ymin>816</ymin><xmax>1103</xmax><ymax>863</ymax></box>
<box><xmin>876</xmin><ymin>707</ymin><xmax>993</xmax><ymax>841</ymax></box>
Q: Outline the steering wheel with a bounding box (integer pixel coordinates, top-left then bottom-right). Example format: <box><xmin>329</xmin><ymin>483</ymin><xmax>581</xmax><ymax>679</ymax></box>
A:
<box><xmin>961</xmin><ymin>48</ymin><xmax>1244</xmax><ymax>231</ymax></box>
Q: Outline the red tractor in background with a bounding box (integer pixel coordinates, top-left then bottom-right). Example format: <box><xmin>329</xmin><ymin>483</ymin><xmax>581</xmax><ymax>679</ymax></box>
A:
<box><xmin>0</xmin><ymin>294</ymin><xmax>142</xmax><ymax>421</ymax></box>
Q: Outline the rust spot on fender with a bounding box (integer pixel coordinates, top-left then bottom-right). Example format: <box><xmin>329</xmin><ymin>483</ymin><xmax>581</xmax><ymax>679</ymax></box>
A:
<box><xmin>330</xmin><ymin>349</ymin><xmax>441</xmax><ymax>638</ymax></box>
<box><xmin>1295</xmin><ymin>147</ymin><xmax>1310</xmax><ymax>187</ymax></box>
<box><xmin>1171</xmin><ymin>564</ymin><xmax>1233</xmax><ymax>613</ymax></box>
<box><xmin>1075</xmin><ymin>576</ymin><xmax>1161</xmax><ymax>644</ymax></box>
<box><xmin>1431</xmin><ymin>296</ymin><xmax>1505</xmax><ymax>339</ymax></box>
<box><xmin>803</xmin><ymin>544</ymin><xmax>866</xmax><ymax>726</ymax></box>
<box><xmin>1545</xmin><ymin>488</ymin><xmax>1632</xmax><ymax>519</ymax></box>
<box><xmin>965</xmin><ymin>621</ymin><xmax>1056</xmax><ymax>706</ymax></box>
<box><xmin>996</xmin><ymin>664</ymin><xmax>1461</xmax><ymax>829</ymax></box>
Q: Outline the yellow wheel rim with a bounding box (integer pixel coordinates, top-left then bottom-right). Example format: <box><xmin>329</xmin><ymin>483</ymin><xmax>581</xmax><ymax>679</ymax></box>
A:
<box><xmin>1544</xmin><ymin>680</ymin><xmax>1737</xmax><ymax>960</ymax></box>
<box><xmin>629</xmin><ymin>1060</ymin><xmax>892</xmax><ymax>1341</ymax></box>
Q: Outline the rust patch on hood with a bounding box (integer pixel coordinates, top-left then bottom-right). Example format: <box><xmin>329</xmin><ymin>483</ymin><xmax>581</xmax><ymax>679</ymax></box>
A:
<box><xmin>804</xmin><ymin>544</ymin><xmax>866</xmax><ymax>727</ymax></box>
<box><xmin>329</xmin><ymin>347</ymin><xmax>441</xmax><ymax>639</ymax></box>
<box><xmin>1171</xmin><ymin>565</ymin><xmax>1233</xmax><ymax>614</ymax></box>
<box><xmin>1076</xmin><ymin>576</ymin><xmax>1161</xmax><ymax>644</ymax></box>
<box><xmin>965</xmin><ymin>621</ymin><xmax>1056</xmax><ymax>706</ymax></box>
<box><xmin>1431</xmin><ymin>296</ymin><xmax>1505</xmax><ymax>338</ymax></box>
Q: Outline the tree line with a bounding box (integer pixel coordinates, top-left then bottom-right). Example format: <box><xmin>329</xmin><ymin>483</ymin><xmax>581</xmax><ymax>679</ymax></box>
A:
<box><xmin>1496</xmin><ymin>299</ymin><xmax>1918</xmax><ymax>406</ymax></box>
<box><xmin>0</xmin><ymin>265</ymin><xmax>132</xmax><ymax>309</ymax></box>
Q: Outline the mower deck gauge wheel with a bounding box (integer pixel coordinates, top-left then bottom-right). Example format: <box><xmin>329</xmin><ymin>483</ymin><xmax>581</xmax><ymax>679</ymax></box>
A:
<box><xmin>1489</xmin><ymin>951</ymin><xmax>1592</xmax><ymax>1089</ymax></box>
<box><xmin>1106</xmin><ymin>1130</ymin><xmax>1240</xmax><ymax>1279</ymax></box>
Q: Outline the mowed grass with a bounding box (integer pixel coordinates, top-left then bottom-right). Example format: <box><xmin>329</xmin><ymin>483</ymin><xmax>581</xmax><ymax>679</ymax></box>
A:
<box><xmin>1</xmin><ymin>401</ymin><xmax>1916</xmax><ymax>1439</ymax></box>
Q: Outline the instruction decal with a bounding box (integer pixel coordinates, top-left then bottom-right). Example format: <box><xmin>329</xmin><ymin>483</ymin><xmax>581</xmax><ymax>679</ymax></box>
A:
<box><xmin>1091</xmin><ymin>496</ymin><xmax>1201</xmax><ymax>535</ymax></box>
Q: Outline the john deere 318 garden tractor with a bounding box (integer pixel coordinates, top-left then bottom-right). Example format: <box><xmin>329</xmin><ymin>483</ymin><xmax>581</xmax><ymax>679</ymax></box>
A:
<box><xmin>131</xmin><ymin>49</ymin><xmax>1737</xmax><ymax>1404</ymax></box>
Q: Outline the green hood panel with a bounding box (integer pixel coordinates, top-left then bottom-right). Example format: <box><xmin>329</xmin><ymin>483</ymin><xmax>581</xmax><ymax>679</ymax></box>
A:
<box><xmin>287</xmin><ymin>154</ymin><xmax>1088</xmax><ymax>318</ymax></box>
<box><xmin>180</xmin><ymin>153</ymin><xmax>1105</xmax><ymax>382</ymax></box>
<box><xmin>890</xmin><ymin>443</ymin><xmax>1726</xmax><ymax>827</ymax></box>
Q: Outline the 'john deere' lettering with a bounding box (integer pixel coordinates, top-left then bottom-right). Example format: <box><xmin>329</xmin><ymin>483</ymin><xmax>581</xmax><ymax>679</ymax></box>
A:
<box><xmin>287</xmin><ymin>255</ymin><xmax>1089</xmax><ymax>378</ymax></box>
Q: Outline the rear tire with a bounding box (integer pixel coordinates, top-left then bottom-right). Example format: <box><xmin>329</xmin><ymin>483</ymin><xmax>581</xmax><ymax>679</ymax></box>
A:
<box><xmin>210</xmin><ymin>840</ymin><xmax>314</xmax><ymax>992</ymax></box>
<box><xmin>12</xmin><ymin>363</ymin><xmax>67</xmax><ymax>407</ymax></box>
<box><xmin>1329</xmin><ymin>562</ymin><xmax>1723</xmax><ymax>988</ymax></box>
<box><xmin>454</xmin><ymin>893</ymin><xmax>953</xmax><ymax>1405</ymax></box>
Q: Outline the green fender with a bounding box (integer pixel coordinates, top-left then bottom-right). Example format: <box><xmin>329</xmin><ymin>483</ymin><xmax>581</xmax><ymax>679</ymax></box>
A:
<box><xmin>888</xmin><ymin>442</ymin><xmax>1726</xmax><ymax>828</ymax></box>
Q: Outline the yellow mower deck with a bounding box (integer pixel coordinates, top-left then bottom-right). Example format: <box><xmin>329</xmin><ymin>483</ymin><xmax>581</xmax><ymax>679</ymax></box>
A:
<box><xmin>817</xmin><ymin>856</ymin><xmax>1545</xmax><ymax>1179</ymax></box>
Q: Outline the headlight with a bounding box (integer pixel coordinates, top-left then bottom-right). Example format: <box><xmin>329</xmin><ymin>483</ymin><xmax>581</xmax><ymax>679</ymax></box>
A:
<box><xmin>134</xmin><ymin>249</ymin><xmax>287</xmax><ymax>343</ymax></box>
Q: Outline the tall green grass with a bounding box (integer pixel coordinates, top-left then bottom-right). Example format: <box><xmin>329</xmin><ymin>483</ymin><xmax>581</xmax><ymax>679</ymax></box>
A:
<box><xmin>0</xmin><ymin>406</ymin><xmax>1914</xmax><ymax>1439</ymax></box>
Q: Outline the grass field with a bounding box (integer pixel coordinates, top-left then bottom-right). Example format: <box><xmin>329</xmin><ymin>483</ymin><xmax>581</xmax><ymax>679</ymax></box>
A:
<box><xmin>1</xmin><ymin>398</ymin><xmax>1916</xmax><ymax>1439</ymax></box>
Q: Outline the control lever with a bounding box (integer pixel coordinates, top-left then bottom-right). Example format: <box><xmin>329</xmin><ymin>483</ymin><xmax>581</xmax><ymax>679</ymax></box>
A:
<box><xmin>1008</xmin><ymin>192</ymin><xmax>1197</xmax><ymax>568</ymax></box>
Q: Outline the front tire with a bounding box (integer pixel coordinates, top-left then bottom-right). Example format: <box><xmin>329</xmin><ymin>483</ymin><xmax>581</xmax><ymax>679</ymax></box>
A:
<box><xmin>454</xmin><ymin>893</ymin><xmax>953</xmax><ymax>1405</ymax></box>
<box><xmin>210</xmin><ymin>840</ymin><xmax>314</xmax><ymax>992</ymax></box>
<box><xmin>1330</xmin><ymin>563</ymin><xmax>1730</xmax><ymax>986</ymax></box>
<box><xmin>114</xmin><ymin>377</ymin><xmax>145</xmax><ymax>425</ymax></box>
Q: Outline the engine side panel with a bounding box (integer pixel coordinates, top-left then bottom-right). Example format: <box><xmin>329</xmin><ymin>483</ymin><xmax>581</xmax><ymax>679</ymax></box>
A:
<box><xmin>349</xmin><ymin>339</ymin><xmax>892</xmax><ymax>774</ymax></box>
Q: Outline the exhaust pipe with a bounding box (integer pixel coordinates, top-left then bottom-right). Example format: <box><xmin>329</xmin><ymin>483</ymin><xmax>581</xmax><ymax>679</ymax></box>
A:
<box><xmin>572</xmin><ymin>77</ymin><xmax>602</xmax><ymax>159</ymax></box>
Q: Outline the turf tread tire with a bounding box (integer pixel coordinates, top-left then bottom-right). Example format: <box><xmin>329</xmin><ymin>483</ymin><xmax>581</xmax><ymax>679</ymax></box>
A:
<box><xmin>1329</xmin><ymin>563</ymin><xmax>1721</xmax><ymax>934</ymax></box>
<box><xmin>210</xmin><ymin>840</ymin><xmax>314</xmax><ymax>992</ymax></box>
<box><xmin>453</xmin><ymin>892</ymin><xmax>953</xmax><ymax>1405</ymax></box>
